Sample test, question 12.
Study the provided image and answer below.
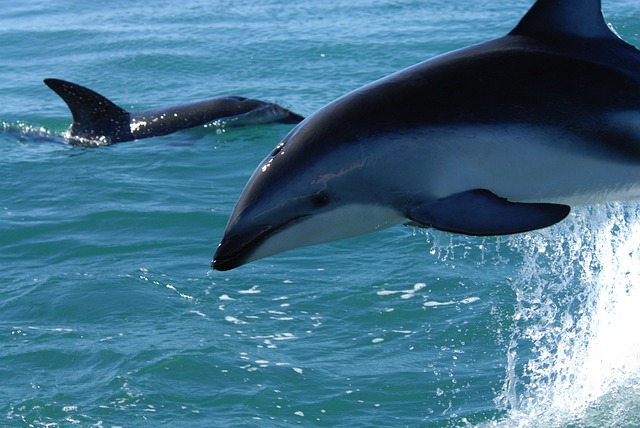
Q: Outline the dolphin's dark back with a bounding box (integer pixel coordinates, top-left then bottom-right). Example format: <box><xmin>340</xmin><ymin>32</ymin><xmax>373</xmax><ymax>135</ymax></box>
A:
<box><xmin>44</xmin><ymin>78</ymin><xmax>132</xmax><ymax>143</ymax></box>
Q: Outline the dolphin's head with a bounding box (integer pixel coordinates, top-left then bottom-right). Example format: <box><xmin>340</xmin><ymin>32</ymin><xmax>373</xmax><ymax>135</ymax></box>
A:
<box><xmin>211</xmin><ymin>119</ymin><xmax>404</xmax><ymax>271</ymax></box>
<box><xmin>228</xmin><ymin>99</ymin><xmax>304</xmax><ymax>126</ymax></box>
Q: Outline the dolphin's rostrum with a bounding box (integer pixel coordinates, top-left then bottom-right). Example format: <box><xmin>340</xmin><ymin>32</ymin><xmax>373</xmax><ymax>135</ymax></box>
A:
<box><xmin>213</xmin><ymin>0</ymin><xmax>640</xmax><ymax>271</ymax></box>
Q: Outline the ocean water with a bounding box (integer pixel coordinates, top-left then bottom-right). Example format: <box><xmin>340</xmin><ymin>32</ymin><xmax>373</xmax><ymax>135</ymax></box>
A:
<box><xmin>2</xmin><ymin>0</ymin><xmax>640</xmax><ymax>426</ymax></box>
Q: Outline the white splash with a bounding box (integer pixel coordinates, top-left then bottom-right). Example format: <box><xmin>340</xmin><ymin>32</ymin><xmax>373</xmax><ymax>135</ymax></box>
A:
<box><xmin>377</xmin><ymin>282</ymin><xmax>427</xmax><ymax>299</ymax></box>
<box><xmin>423</xmin><ymin>296</ymin><xmax>480</xmax><ymax>307</ymax></box>
<box><xmin>130</xmin><ymin>120</ymin><xmax>147</xmax><ymax>133</ymax></box>
<box><xmin>492</xmin><ymin>202</ymin><xmax>640</xmax><ymax>427</ymax></box>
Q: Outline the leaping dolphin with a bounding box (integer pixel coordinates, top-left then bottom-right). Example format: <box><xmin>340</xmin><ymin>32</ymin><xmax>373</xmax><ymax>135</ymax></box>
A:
<box><xmin>212</xmin><ymin>0</ymin><xmax>640</xmax><ymax>271</ymax></box>
<box><xmin>44</xmin><ymin>78</ymin><xmax>304</xmax><ymax>146</ymax></box>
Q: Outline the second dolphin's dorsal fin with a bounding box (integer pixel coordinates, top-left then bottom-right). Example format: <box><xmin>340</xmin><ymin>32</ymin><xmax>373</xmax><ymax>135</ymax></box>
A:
<box><xmin>509</xmin><ymin>0</ymin><xmax>615</xmax><ymax>40</ymax></box>
<box><xmin>44</xmin><ymin>78</ymin><xmax>130</xmax><ymax>139</ymax></box>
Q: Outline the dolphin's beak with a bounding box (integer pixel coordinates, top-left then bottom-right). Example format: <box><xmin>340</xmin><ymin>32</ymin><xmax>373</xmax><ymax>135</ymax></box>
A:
<box><xmin>211</xmin><ymin>242</ymin><xmax>243</xmax><ymax>271</ymax></box>
<box><xmin>211</xmin><ymin>224</ymin><xmax>273</xmax><ymax>271</ymax></box>
<box><xmin>212</xmin><ymin>214</ymin><xmax>308</xmax><ymax>271</ymax></box>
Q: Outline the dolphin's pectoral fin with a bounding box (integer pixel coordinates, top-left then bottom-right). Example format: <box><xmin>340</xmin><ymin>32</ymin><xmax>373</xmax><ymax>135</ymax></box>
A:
<box><xmin>406</xmin><ymin>189</ymin><xmax>570</xmax><ymax>236</ymax></box>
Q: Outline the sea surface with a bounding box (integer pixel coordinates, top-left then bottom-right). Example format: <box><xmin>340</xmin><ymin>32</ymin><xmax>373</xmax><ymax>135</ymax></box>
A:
<box><xmin>2</xmin><ymin>1</ymin><xmax>640</xmax><ymax>426</ymax></box>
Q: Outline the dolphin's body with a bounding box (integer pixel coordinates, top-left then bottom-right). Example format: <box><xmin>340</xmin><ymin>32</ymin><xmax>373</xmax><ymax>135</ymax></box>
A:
<box><xmin>212</xmin><ymin>0</ymin><xmax>640</xmax><ymax>271</ymax></box>
<box><xmin>44</xmin><ymin>78</ymin><xmax>303</xmax><ymax>146</ymax></box>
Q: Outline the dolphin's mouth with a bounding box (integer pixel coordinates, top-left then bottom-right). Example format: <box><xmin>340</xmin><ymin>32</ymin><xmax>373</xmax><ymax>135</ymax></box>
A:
<box><xmin>211</xmin><ymin>216</ymin><xmax>307</xmax><ymax>271</ymax></box>
<box><xmin>212</xmin><ymin>225</ymin><xmax>273</xmax><ymax>271</ymax></box>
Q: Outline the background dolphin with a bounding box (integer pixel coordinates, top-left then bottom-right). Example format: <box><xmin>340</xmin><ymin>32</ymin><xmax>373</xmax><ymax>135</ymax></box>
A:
<box><xmin>212</xmin><ymin>0</ymin><xmax>640</xmax><ymax>271</ymax></box>
<box><xmin>44</xmin><ymin>78</ymin><xmax>303</xmax><ymax>146</ymax></box>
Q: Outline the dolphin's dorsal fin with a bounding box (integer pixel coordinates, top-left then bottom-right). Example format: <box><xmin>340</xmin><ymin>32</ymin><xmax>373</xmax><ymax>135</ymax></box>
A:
<box><xmin>509</xmin><ymin>0</ymin><xmax>615</xmax><ymax>40</ymax></box>
<box><xmin>44</xmin><ymin>78</ymin><xmax>129</xmax><ymax>132</ymax></box>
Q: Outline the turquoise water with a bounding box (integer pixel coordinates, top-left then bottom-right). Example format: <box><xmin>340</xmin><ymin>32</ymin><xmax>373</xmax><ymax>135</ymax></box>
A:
<box><xmin>2</xmin><ymin>1</ymin><xmax>640</xmax><ymax>426</ymax></box>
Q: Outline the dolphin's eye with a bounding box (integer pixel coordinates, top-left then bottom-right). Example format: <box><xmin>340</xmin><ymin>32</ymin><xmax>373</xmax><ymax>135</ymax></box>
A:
<box><xmin>311</xmin><ymin>192</ymin><xmax>330</xmax><ymax>208</ymax></box>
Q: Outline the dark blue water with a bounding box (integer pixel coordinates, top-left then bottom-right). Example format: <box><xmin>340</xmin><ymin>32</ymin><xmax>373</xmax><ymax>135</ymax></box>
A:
<box><xmin>2</xmin><ymin>1</ymin><xmax>640</xmax><ymax>426</ymax></box>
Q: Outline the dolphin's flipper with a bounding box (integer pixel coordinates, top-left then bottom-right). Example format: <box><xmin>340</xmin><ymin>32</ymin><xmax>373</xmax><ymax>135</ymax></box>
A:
<box><xmin>44</xmin><ymin>78</ymin><xmax>129</xmax><ymax>129</ymax></box>
<box><xmin>406</xmin><ymin>189</ymin><xmax>570</xmax><ymax>236</ymax></box>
